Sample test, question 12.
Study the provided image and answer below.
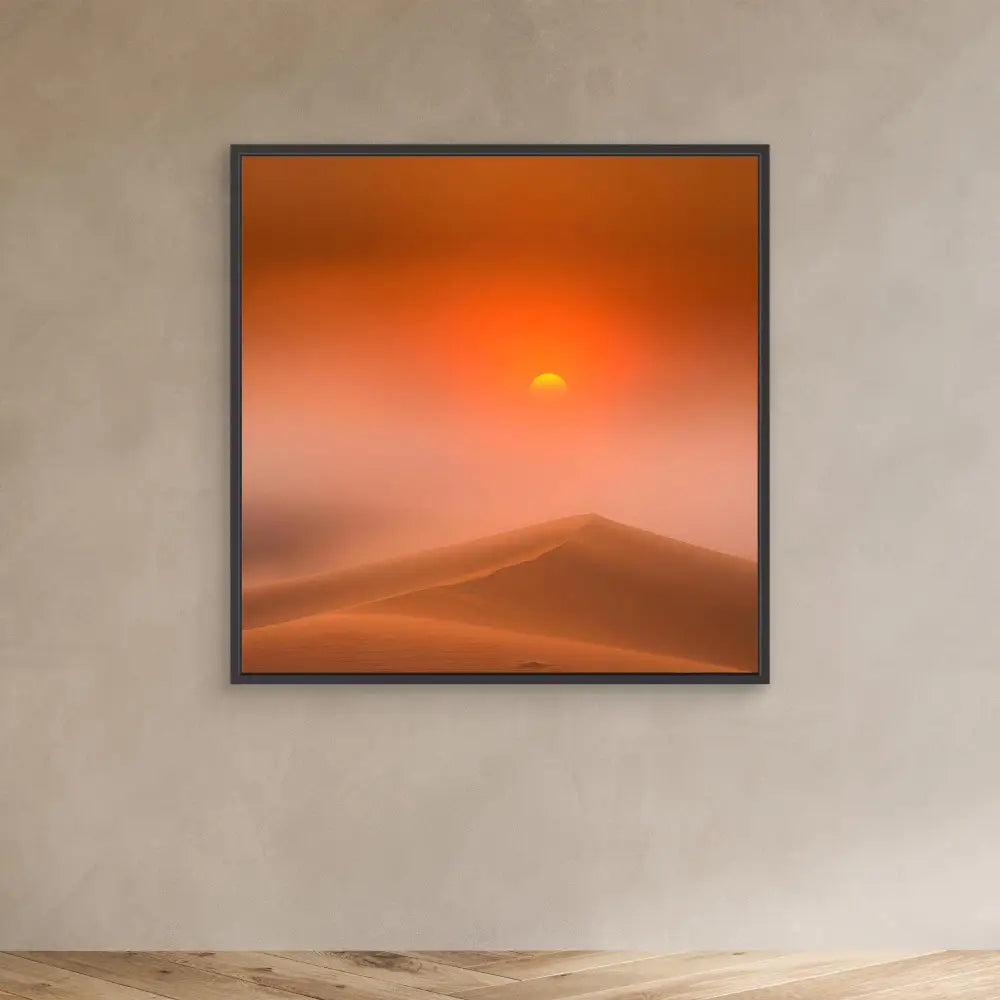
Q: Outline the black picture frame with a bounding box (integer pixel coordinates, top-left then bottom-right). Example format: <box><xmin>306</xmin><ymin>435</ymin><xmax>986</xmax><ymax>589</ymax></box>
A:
<box><xmin>230</xmin><ymin>144</ymin><xmax>769</xmax><ymax>684</ymax></box>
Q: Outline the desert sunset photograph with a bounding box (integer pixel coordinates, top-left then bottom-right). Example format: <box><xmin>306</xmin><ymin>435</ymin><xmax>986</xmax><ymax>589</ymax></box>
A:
<box><xmin>237</xmin><ymin>149</ymin><xmax>762</xmax><ymax>677</ymax></box>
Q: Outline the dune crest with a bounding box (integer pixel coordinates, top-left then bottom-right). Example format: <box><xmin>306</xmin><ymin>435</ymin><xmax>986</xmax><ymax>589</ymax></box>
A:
<box><xmin>349</xmin><ymin>515</ymin><xmax>756</xmax><ymax>668</ymax></box>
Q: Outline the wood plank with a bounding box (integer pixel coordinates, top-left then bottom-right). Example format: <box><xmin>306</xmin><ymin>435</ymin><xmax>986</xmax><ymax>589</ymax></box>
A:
<box><xmin>13</xmin><ymin>952</ymin><xmax>302</xmax><ymax>1000</ymax></box>
<box><xmin>706</xmin><ymin>952</ymin><xmax>1000</xmax><ymax>1000</ymax></box>
<box><xmin>410</xmin><ymin>955</ymin><xmax>550</xmax><ymax>972</ymax></box>
<box><xmin>452</xmin><ymin>953</ymin><xmax>789</xmax><ymax>1000</ymax></box>
<box><xmin>894</xmin><ymin>966</ymin><xmax>1000</xmax><ymax>1000</ymax></box>
<box><xmin>162</xmin><ymin>951</ymin><xmax>459</xmax><ymax>1000</ymax></box>
<box><xmin>474</xmin><ymin>954</ymin><xmax>658</xmax><ymax>981</ymax></box>
<box><xmin>272</xmin><ymin>951</ymin><xmax>515</xmax><ymax>994</ymax></box>
<box><xmin>920</xmin><ymin>984</ymin><xmax>1000</xmax><ymax>1000</ymax></box>
<box><xmin>872</xmin><ymin>961</ymin><xmax>1000</xmax><ymax>1000</ymax></box>
<box><xmin>482</xmin><ymin>953</ymin><xmax>926</xmax><ymax>1000</ymax></box>
<box><xmin>0</xmin><ymin>954</ymin><xmax>167</xmax><ymax>1000</ymax></box>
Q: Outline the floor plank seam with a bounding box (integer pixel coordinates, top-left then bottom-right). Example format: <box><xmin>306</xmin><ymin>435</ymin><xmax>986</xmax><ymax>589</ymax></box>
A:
<box><xmin>1</xmin><ymin>952</ymin><xmax>182</xmax><ymax>1000</ymax></box>
<box><xmin>256</xmin><ymin>952</ymin><xmax>495</xmax><ymax>997</ymax></box>
<box><xmin>157</xmin><ymin>952</ymin><xmax>453</xmax><ymax>1000</ymax></box>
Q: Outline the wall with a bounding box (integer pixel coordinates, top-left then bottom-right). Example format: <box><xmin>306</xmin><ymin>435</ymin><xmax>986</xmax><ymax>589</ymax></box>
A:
<box><xmin>2</xmin><ymin>0</ymin><xmax>999</xmax><ymax>948</ymax></box>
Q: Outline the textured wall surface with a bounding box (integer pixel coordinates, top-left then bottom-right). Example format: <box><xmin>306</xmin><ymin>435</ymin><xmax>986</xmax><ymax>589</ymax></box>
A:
<box><xmin>2</xmin><ymin>0</ymin><xmax>999</xmax><ymax>948</ymax></box>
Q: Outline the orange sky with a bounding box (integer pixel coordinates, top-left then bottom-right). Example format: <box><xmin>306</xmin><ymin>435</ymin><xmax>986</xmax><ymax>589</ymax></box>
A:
<box><xmin>241</xmin><ymin>153</ymin><xmax>759</xmax><ymax>584</ymax></box>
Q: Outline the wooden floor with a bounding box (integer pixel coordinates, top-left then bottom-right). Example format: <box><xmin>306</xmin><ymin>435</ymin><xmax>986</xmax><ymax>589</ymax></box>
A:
<box><xmin>2</xmin><ymin>951</ymin><xmax>1000</xmax><ymax>1000</ymax></box>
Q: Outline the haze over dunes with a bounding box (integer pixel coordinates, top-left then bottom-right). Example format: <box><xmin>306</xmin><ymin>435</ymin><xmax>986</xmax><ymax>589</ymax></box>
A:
<box><xmin>240</xmin><ymin>154</ymin><xmax>759</xmax><ymax>589</ymax></box>
<box><xmin>242</xmin><ymin>515</ymin><xmax>757</xmax><ymax>674</ymax></box>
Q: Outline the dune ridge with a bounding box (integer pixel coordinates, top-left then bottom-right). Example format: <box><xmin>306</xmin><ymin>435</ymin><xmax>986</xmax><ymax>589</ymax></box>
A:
<box><xmin>246</xmin><ymin>513</ymin><xmax>616</xmax><ymax>629</ymax></box>
<box><xmin>242</xmin><ymin>514</ymin><xmax>758</xmax><ymax>674</ymax></box>
<box><xmin>349</xmin><ymin>515</ymin><xmax>756</xmax><ymax>667</ymax></box>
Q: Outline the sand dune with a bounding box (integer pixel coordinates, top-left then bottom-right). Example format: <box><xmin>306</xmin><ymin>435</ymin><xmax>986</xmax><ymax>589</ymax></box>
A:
<box><xmin>242</xmin><ymin>514</ymin><xmax>757</xmax><ymax>675</ymax></box>
<box><xmin>243</xmin><ymin>513</ymin><xmax>600</xmax><ymax>629</ymax></box>
<box><xmin>352</xmin><ymin>515</ymin><xmax>756</xmax><ymax>668</ymax></box>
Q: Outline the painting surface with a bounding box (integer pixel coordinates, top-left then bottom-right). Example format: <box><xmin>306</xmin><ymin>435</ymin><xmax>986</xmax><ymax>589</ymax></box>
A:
<box><xmin>240</xmin><ymin>153</ymin><xmax>760</xmax><ymax>675</ymax></box>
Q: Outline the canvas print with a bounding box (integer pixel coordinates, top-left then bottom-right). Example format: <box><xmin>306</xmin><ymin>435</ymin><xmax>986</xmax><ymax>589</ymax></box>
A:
<box><xmin>234</xmin><ymin>146</ymin><xmax>767</xmax><ymax>681</ymax></box>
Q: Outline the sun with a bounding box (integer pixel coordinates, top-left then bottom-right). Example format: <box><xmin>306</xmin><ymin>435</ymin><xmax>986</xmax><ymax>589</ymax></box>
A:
<box><xmin>530</xmin><ymin>372</ymin><xmax>568</xmax><ymax>395</ymax></box>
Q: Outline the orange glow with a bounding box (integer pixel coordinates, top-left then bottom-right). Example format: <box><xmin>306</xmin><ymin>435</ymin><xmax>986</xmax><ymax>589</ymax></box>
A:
<box><xmin>240</xmin><ymin>153</ymin><xmax>758</xmax><ymax>585</ymax></box>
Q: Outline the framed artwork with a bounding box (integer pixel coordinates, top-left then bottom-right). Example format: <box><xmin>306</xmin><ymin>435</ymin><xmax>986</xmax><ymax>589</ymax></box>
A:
<box><xmin>231</xmin><ymin>144</ymin><xmax>768</xmax><ymax>683</ymax></box>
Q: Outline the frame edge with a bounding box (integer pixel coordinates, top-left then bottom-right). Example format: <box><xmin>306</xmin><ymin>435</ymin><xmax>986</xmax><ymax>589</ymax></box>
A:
<box><xmin>228</xmin><ymin>144</ymin><xmax>770</xmax><ymax>685</ymax></box>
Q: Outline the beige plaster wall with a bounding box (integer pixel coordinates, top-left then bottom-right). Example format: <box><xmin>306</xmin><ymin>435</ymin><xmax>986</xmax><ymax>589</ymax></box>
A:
<box><xmin>2</xmin><ymin>0</ymin><xmax>999</xmax><ymax>948</ymax></box>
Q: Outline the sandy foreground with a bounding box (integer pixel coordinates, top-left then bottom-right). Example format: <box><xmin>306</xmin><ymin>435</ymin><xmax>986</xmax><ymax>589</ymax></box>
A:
<box><xmin>244</xmin><ymin>611</ymin><xmax>745</xmax><ymax>674</ymax></box>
